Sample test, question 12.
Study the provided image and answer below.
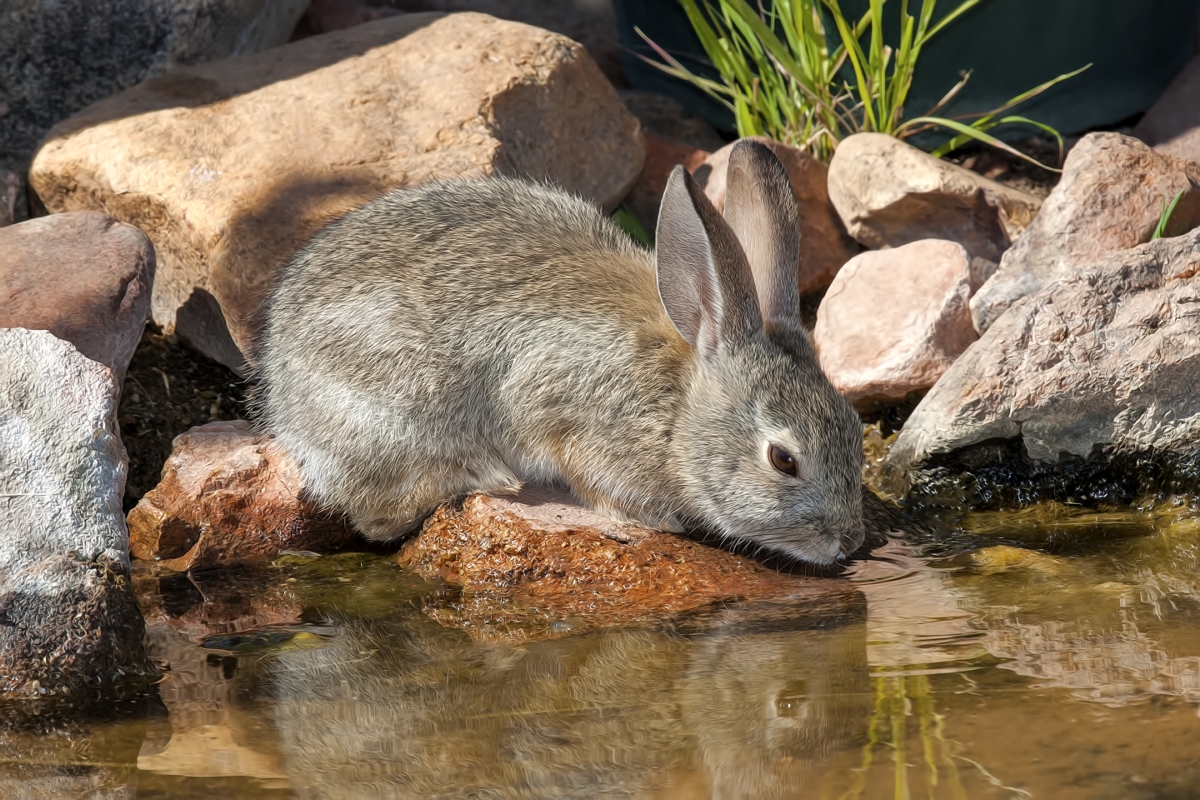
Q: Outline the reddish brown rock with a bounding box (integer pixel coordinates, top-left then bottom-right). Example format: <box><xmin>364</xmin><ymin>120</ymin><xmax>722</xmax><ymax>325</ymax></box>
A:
<box><xmin>702</xmin><ymin>136</ymin><xmax>859</xmax><ymax>296</ymax></box>
<box><xmin>400</xmin><ymin>487</ymin><xmax>860</xmax><ymax>643</ymax></box>
<box><xmin>30</xmin><ymin>12</ymin><xmax>644</xmax><ymax>373</ymax></box>
<box><xmin>827</xmin><ymin>133</ymin><xmax>1041</xmax><ymax>265</ymax></box>
<box><xmin>624</xmin><ymin>132</ymin><xmax>709</xmax><ymax>236</ymax></box>
<box><xmin>971</xmin><ymin>132</ymin><xmax>1200</xmax><ymax>333</ymax></box>
<box><xmin>814</xmin><ymin>240</ymin><xmax>976</xmax><ymax>411</ymax></box>
<box><xmin>0</xmin><ymin>211</ymin><xmax>154</xmax><ymax>384</ymax></box>
<box><xmin>1134</xmin><ymin>55</ymin><xmax>1200</xmax><ymax>164</ymax></box>
<box><xmin>127</xmin><ymin>420</ymin><xmax>358</xmax><ymax>572</ymax></box>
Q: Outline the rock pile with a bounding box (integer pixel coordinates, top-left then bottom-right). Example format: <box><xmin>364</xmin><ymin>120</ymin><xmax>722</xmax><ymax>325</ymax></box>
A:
<box><xmin>30</xmin><ymin>12</ymin><xmax>643</xmax><ymax>372</ymax></box>
<box><xmin>8</xmin><ymin>0</ymin><xmax>1200</xmax><ymax>702</ymax></box>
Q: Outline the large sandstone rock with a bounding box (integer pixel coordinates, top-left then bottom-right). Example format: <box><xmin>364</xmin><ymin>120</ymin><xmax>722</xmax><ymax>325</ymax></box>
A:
<box><xmin>391</xmin><ymin>0</ymin><xmax>623</xmax><ymax>82</ymax></box>
<box><xmin>971</xmin><ymin>132</ymin><xmax>1200</xmax><ymax>333</ymax></box>
<box><xmin>30</xmin><ymin>12</ymin><xmax>644</xmax><ymax>373</ymax></box>
<box><xmin>0</xmin><ymin>0</ymin><xmax>309</xmax><ymax>171</ymax></box>
<box><xmin>0</xmin><ymin>212</ymin><xmax>154</xmax><ymax>385</ymax></box>
<box><xmin>814</xmin><ymin>240</ymin><xmax>977</xmax><ymax>411</ymax></box>
<box><xmin>400</xmin><ymin>487</ymin><xmax>865</xmax><ymax>642</ymax></box>
<box><xmin>0</xmin><ymin>328</ymin><xmax>153</xmax><ymax>698</ymax></box>
<box><xmin>827</xmin><ymin>133</ymin><xmax>1042</xmax><ymax>264</ymax></box>
<box><xmin>1134</xmin><ymin>55</ymin><xmax>1200</xmax><ymax>164</ymax></box>
<box><xmin>885</xmin><ymin>230</ymin><xmax>1200</xmax><ymax>493</ymax></box>
<box><xmin>701</xmin><ymin>136</ymin><xmax>859</xmax><ymax>296</ymax></box>
<box><xmin>127</xmin><ymin>420</ymin><xmax>359</xmax><ymax>572</ymax></box>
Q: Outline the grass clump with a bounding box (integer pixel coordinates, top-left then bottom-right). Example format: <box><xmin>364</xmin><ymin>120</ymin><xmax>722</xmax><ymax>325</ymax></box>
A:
<box><xmin>641</xmin><ymin>0</ymin><xmax>1086</xmax><ymax>166</ymax></box>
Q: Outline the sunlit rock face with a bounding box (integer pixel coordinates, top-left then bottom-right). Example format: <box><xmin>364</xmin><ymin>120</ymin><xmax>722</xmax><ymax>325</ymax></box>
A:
<box><xmin>814</xmin><ymin>239</ymin><xmax>978</xmax><ymax>411</ymax></box>
<box><xmin>971</xmin><ymin>132</ymin><xmax>1200</xmax><ymax>333</ymax></box>
<box><xmin>29</xmin><ymin>12</ymin><xmax>643</xmax><ymax>373</ymax></box>
<box><xmin>827</xmin><ymin>132</ymin><xmax>1041</xmax><ymax>264</ymax></box>
<box><xmin>885</xmin><ymin>228</ymin><xmax>1200</xmax><ymax>507</ymax></box>
<box><xmin>0</xmin><ymin>329</ymin><xmax>153</xmax><ymax>699</ymax></box>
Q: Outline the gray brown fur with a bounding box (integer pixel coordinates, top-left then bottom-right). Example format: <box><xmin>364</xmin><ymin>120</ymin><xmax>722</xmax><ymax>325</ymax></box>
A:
<box><xmin>256</xmin><ymin>140</ymin><xmax>864</xmax><ymax>565</ymax></box>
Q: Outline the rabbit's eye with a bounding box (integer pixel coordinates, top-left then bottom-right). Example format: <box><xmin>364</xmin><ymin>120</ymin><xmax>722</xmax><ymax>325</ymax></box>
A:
<box><xmin>768</xmin><ymin>444</ymin><xmax>798</xmax><ymax>477</ymax></box>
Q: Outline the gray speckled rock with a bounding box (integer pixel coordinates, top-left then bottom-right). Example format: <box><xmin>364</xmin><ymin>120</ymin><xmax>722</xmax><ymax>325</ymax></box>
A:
<box><xmin>970</xmin><ymin>132</ymin><xmax>1200</xmax><ymax>334</ymax></box>
<box><xmin>1</xmin><ymin>0</ymin><xmax>309</xmax><ymax>170</ymax></box>
<box><xmin>886</xmin><ymin>230</ymin><xmax>1200</xmax><ymax>485</ymax></box>
<box><xmin>0</xmin><ymin>328</ymin><xmax>151</xmax><ymax>698</ymax></box>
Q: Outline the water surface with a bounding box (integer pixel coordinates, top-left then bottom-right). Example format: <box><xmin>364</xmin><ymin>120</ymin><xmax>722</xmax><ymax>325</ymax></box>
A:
<box><xmin>5</xmin><ymin>503</ymin><xmax>1200</xmax><ymax>799</ymax></box>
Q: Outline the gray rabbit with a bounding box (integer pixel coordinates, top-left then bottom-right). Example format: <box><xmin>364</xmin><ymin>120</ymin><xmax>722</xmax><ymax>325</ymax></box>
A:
<box><xmin>257</xmin><ymin>140</ymin><xmax>864</xmax><ymax>565</ymax></box>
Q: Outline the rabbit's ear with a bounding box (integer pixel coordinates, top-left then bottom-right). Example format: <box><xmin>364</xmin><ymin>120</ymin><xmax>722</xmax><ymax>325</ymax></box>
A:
<box><xmin>656</xmin><ymin>165</ymin><xmax>762</xmax><ymax>353</ymax></box>
<box><xmin>723</xmin><ymin>140</ymin><xmax>800</xmax><ymax>330</ymax></box>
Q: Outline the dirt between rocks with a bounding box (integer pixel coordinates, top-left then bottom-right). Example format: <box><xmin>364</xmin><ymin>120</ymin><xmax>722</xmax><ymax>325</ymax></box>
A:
<box><xmin>119</xmin><ymin>325</ymin><xmax>250</xmax><ymax>512</ymax></box>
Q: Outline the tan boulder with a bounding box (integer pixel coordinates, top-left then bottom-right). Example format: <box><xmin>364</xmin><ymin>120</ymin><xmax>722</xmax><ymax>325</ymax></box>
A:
<box><xmin>702</xmin><ymin>136</ymin><xmax>859</xmax><ymax>296</ymax></box>
<box><xmin>0</xmin><ymin>211</ymin><xmax>154</xmax><ymax>385</ymax></box>
<box><xmin>30</xmin><ymin>12</ymin><xmax>644</xmax><ymax>373</ymax></box>
<box><xmin>814</xmin><ymin>239</ymin><xmax>978</xmax><ymax>411</ymax></box>
<box><xmin>827</xmin><ymin>133</ymin><xmax>1042</xmax><ymax>264</ymax></box>
<box><xmin>971</xmin><ymin>132</ymin><xmax>1200</xmax><ymax>333</ymax></box>
<box><xmin>127</xmin><ymin>420</ymin><xmax>359</xmax><ymax>571</ymax></box>
<box><xmin>399</xmin><ymin>486</ymin><xmax>864</xmax><ymax>643</ymax></box>
<box><xmin>390</xmin><ymin>0</ymin><xmax>624</xmax><ymax>82</ymax></box>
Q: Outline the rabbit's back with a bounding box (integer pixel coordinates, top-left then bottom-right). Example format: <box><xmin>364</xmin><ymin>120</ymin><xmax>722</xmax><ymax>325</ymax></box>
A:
<box><xmin>258</xmin><ymin>179</ymin><xmax>684</xmax><ymax>522</ymax></box>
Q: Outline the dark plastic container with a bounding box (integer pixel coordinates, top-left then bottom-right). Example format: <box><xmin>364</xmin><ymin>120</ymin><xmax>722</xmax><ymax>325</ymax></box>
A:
<box><xmin>615</xmin><ymin>0</ymin><xmax>1200</xmax><ymax>139</ymax></box>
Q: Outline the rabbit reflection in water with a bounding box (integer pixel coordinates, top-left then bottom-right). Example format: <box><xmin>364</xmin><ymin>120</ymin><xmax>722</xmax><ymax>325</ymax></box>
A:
<box><xmin>257</xmin><ymin>140</ymin><xmax>864</xmax><ymax>566</ymax></box>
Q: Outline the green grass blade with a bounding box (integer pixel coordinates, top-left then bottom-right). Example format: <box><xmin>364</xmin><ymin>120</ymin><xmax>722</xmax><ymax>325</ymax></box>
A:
<box><xmin>899</xmin><ymin>115</ymin><xmax>1063</xmax><ymax>171</ymax></box>
<box><xmin>613</xmin><ymin>205</ymin><xmax>653</xmax><ymax>248</ymax></box>
<box><xmin>1153</xmin><ymin>189</ymin><xmax>1187</xmax><ymax>240</ymax></box>
<box><xmin>923</xmin><ymin>0</ymin><xmax>983</xmax><ymax>41</ymax></box>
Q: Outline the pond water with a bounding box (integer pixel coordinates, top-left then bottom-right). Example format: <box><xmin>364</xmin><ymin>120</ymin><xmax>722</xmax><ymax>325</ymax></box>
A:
<box><xmin>5</xmin><ymin>502</ymin><xmax>1200</xmax><ymax>799</ymax></box>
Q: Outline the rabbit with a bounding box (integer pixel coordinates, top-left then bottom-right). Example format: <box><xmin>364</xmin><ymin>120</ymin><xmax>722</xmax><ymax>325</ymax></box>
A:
<box><xmin>255</xmin><ymin>139</ymin><xmax>865</xmax><ymax>566</ymax></box>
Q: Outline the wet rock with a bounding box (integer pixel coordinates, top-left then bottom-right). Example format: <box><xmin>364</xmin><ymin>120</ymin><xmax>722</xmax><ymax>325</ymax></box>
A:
<box><xmin>702</xmin><ymin>136</ymin><xmax>859</xmax><ymax>296</ymax></box>
<box><xmin>0</xmin><ymin>328</ymin><xmax>153</xmax><ymax>698</ymax></box>
<box><xmin>0</xmin><ymin>0</ymin><xmax>309</xmax><ymax>171</ymax></box>
<box><xmin>127</xmin><ymin>420</ymin><xmax>359</xmax><ymax>572</ymax></box>
<box><xmin>885</xmin><ymin>229</ymin><xmax>1200</xmax><ymax>497</ymax></box>
<box><xmin>390</xmin><ymin>0</ymin><xmax>624</xmax><ymax>82</ymax></box>
<box><xmin>1134</xmin><ymin>54</ymin><xmax>1200</xmax><ymax>164</ymax></box>
<box><xmin>971</xmin><ymin>132</ymin><xmax>1200</xmax><ymax>333</ymax></box>
<box><xmin>30</xmin><ymin>12</ymin><xmax>644</xmax><ymax>373</ymax></box>
<box><xmin>814</xmin><ymin>239</ymin><xmax>976</xmax><ymax>411</ymax></box>
<box><xmin>0</xmin><ymin>169</ymin><xmax>19</xmax><ymax>227</ymax></box>
<box><xmin>134</xmin><ymin>565</ymin><xmax>304</xmax><ymax>642</ymax></box>
<box><xmin>0</xmin><ymin>212</ymin><xmax>154</xmax><ymax>385</ymax></box>
<box><xmin>827</xmin><ymin>133</ymin><xmax>1042</xmax><ymax>264</ymax></box>
<box><xmin>623</xmin><ymin>132</ymin><xmax>709</xmax><ymax>236</ymax></box>
<box><xmin>399</xmin><ymin>487</ymin><xmax>861</xmax><ymax>643</ymax></box>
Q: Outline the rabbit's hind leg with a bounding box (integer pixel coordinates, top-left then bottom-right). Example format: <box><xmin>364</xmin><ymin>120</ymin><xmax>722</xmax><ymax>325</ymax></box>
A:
<box><xmin>348</xmin><ymin>461</ymin><xmax>522</xmax><ymax>542</ymax></box>
<box><xmin>348</xmin><ymin>473</ymin><xmax>452</xmax><ymax>542</ymax></box>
